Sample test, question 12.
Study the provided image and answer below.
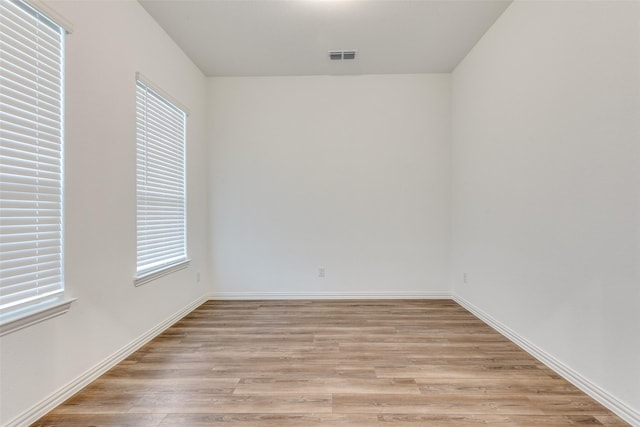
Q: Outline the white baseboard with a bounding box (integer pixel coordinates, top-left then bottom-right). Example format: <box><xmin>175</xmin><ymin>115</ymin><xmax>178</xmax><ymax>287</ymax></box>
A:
<box><xmin>453</xmin><ymin>294</ymin><xmax>640</xmax><ymax>426</ymax></box>
<box><xmin>208</xmin><ymin>291</ymin><xmax>452</xmax><ymax>300</ymax></box>
<box><xmin>6</xmin><ymin>295</ymin><xmax>208</xmax><ymax>427</ymax></box>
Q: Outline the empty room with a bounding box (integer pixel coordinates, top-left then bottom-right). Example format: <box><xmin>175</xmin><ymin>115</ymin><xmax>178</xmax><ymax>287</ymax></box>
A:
<box><xmin>0</xmin><ymin>0</ymin><xmax>638</xmax><ymax>425</ymax></box>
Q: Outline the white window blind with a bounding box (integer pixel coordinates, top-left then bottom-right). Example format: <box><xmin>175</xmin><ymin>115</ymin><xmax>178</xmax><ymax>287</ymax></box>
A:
<box><xmin>135</xmin><ymin>80</ymin><xmax>187</xmax><ymax>281</ymax></box>
<box><xmin>0</xmin><ymin>0</ymin><xmax>65</xmax><ymax>314</ymax></box>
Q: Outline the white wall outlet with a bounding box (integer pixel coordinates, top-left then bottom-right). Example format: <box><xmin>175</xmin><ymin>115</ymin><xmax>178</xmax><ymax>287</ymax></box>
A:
<box><xmin>196</xmin><ymin>272</ymin><xmax>201</xmax><ymax>282</ymax></box>
<box><xmin>318</xmin><ymin>267</ymin><xmax>326</xmax><ymax>278</ymax></box>
<box><xmin>463</xmin><ymin>273</ymin><xmax>468</xmax><ymax>284</ymax></box>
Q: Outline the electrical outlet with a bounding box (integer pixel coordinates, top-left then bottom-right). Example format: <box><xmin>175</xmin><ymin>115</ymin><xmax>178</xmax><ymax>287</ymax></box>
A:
<box><xmin>196</xmin><ymin>272</ymin><xmax>201</xmax><ymax>282</ymax></box>
<box><xmin>463</xmin><ymin>273</ymin><xmax>467</xmax><ymax>284</ymax></box>
<box><xmin>318</xmin><ymin>267</ymin><xmax>325</xmax><ymax>278</ymax></box>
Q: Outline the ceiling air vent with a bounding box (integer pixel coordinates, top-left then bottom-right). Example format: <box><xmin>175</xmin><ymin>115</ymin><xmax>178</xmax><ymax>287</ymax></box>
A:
<box><xmin>329</xmin><ymin>50</ymin><xmax>357</xmax><ymax>61</ymax></box>
<box><xmin>342</xmin><ymin>51</ymin><xmax>356</xmax><ymax>60</ymax></box>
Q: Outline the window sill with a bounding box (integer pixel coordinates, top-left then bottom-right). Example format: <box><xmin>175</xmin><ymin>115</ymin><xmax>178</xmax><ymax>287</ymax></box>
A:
<box><xmin>0</xmin><ymin>297</ymin><xmax>76</xmax><ymax>337</ymax></box>
<box><xmin>134</xmin><ymin>259</ymin><xmax>191</xmax><ymax>287</ymax></box>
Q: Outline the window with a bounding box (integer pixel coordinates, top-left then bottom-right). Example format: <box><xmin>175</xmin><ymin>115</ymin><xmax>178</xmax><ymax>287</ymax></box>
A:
<box><xmin>135</xmin><ymin>77</ymin><xmax>188</xmax><ymax>285</ymax></box>
<box><xmin>0</xmin><ymin>0</ymin><xmax>72</xmax><ymax>334</ymax></box>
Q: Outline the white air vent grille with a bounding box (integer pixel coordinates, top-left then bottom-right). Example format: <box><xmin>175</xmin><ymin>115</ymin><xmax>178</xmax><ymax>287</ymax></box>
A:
<box><xmin>342</xmin><ymin>51</ymin><xmax>356</xmax><ymax>60</ymax></box>
<box><xmin>329</xmin><ymin>50</ymin><xmax>357</xmax><ymax>61</ymax></box>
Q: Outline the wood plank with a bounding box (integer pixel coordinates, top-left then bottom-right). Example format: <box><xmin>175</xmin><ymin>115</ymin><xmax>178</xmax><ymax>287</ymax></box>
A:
<box><xmin>158</xmin><ymin>413</ymin><xmax>378</xmax><ymax>426</ymax></box>
<box><xmin>129</xmin><ymin>394</ymin><xmax>333</xmax><ymax>414</ymax></box>
<box><xmin>233</xmin><ymin>377</ymin><xmax>421</xmax><ymax>395</ymax></box>
<box><xmin>31</xmin><ymin>414</ymin><xmax>166</xmax><ymax>427</ymax></box>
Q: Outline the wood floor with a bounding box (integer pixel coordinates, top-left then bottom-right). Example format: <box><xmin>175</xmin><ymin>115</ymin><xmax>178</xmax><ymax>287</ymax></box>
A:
<box><xmin>33</xmin><ymin>300</ymin><xmax>628</xmax><ymax>426</ymax></box>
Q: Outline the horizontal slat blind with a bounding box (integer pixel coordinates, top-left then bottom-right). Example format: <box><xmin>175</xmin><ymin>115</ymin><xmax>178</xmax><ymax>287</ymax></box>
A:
<box><xmin>0</xmin><ymin>0</ymin><xmax>65</xmax><ymax>313</ymax></box>
<box><xmin>136</xmin><ymin>81</ymin><xmax>186</xmax><ymax>277</ymax></box>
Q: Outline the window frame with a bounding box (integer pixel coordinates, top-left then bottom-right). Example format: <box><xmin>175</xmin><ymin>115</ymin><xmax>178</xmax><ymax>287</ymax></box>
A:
<box><xmin>0</xmin><ymin>0</ymin><xmax>74</xmax><ymax>336</ymax></box>
<box><xmin>134</xmin><ymin>74</ymin><xmax>189</xmax><ymax>286</ymax></box>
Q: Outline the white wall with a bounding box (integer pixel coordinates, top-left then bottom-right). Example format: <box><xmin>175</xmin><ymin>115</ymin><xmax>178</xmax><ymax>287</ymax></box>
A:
<box><xmin>0</xmin><ymin>1</ymin><xmax>210</xmax><ymax>424</ymax></box>
<box><xmin>208</xmin><ymin>75</ymin><xmax>451</xmax><ymax>298</ymax></box>
<box><xmin>452</xmin><ymin>0</ymin><xmax>640</xmax><ymax>416</ymax></box>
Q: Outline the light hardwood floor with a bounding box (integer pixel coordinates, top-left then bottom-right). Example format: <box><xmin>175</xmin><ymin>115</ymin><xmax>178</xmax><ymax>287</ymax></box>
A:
<box><xmin>33</xmin><ymin>300</ymin><xmax>628</xmax><ymax>426</ymax></box>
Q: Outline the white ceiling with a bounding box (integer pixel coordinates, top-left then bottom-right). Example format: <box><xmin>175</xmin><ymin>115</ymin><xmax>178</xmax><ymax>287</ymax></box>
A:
<box><xmin>139</xmin><ymin>0</ymin><xmax>512</xmax><ymax>77</ymax></box>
